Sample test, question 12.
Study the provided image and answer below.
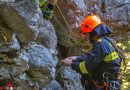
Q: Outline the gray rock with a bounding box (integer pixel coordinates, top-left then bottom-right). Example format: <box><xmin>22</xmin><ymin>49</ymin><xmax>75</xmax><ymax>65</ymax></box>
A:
<box><xmin>0</xmin><ymin>60</ymin><xmax>29</xmax><ymax>79</ymax></box>
<box><xmin>0</xmin><ymin>66</ymin><xmax>10</xmax><ymax>78</ymax></box>
<box><xmin>62</xmin><ymin>66</ymin><xmax>84</xmax><ymax>90</ymax></box>
<box><xmin>36</xmin><ymin>19</ymin><xmax>57</xmax><ymax>55</ymax></box>
<box><xmin>13</xmin><ymin>0</ymin><xmax>41</xmax><ymax>27</ymax></box>
<box><xmin>0</xmin><ymin>4</ymin><xmax>34</xmax><ymax>43</ymax></box>
<box><xmin>19</xmin><ymin>42</ymin><xmax>58</xmax><ymax>79</ymax></box>
<box><xmin>53</xmin><ymin>0</ymin><xmax>87</xmax><ymax>47</ymax></box>
<box><xmin>19</xmin><ymin>73</ymin><xmax>40</xmax><ymax>90</ymax></box>
<box><xmin>0</xmin><ymin>0</ymin><xmax>58</xmax><ymax>89</ymax></box>
<box><xmin>42</xmin><ymin>80</ymin><xmax>62</xmax><ymax>90</ymax></box>
<box><xmin>12</xmin><ymin>0</ymin><xmax>57</xmax><ymax>54</ymax></box>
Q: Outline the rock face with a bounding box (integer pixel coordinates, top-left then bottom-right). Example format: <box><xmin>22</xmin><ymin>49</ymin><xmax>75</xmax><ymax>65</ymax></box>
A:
<box><xmin>0</xmin><ymin>0</ymin><xmax>129</xmax><ymax>90</ymax></box>
<box><xmin>62</xmin><ymin>66</ymin><xmax>84</xmax><ymax>90</ymax></box>
<box><xmin>0</xmin><ymin>4</ymin><xmax>34</xmax><ymax>44</ymax></box>
<box><xmin>0</xmin><ymin>0</ymin><xmax>59</xmax><ymax>89</ymax></box>
<box><xmin>19</xmin><ymin>43</ymin><xmax>58</xmax><ymax>86</ymax></box>
<box><xmin>36</xmin><ymin>19</ymin><xmax>57</xmax><ymax>54</ymax></box>
<box><xmin>53</xmin><ymin>0</ymin><xmax>87</xmax><ymax>47</ymax></box>
<box><xmin>42</xmin><ymin>80</ymin><xmax>62</xmax><ymax>90</ymax></box>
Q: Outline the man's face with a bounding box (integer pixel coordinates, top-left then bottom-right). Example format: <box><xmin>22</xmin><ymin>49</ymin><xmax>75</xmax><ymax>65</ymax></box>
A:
<box><xmin>80</xmin><ymin>32</ymin><xmax>89</xmax><ymax>40</ymax></box>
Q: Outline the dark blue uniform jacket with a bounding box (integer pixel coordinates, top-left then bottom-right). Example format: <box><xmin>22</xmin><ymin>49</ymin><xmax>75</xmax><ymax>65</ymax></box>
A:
<box><xmin>71</xmin><ymin>24</ymin><xmax>121</xmax><ymax>79</ymax></box>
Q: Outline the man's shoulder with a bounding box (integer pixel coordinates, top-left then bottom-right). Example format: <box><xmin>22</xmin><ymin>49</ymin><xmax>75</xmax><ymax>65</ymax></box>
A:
<box><xmin>95</xmin><ymin>37</ymin><xmax>110</xmax><ymax>45</ymax></box>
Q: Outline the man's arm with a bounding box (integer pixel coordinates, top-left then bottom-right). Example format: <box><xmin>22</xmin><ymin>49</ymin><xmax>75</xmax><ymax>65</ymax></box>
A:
<box><xmin>62</xmin><ymin>42</ymin><xmax>103</xmax><ymax>74</ymax></box>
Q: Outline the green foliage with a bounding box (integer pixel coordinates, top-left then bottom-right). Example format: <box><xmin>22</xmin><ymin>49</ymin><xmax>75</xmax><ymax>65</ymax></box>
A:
<box><xmin>123</xmin><ymin>72</ymin><xmax>130</xmax><ymax>81</ymax></box>
<box><xmin>117</xmin><ymin>40</ymin><xmax>130</xmax><ymax>90</ymax></box>
<box><xmin>118</xmin><ymin>40</ymin><xmax>130</xmax><ymax>52</ymax></box>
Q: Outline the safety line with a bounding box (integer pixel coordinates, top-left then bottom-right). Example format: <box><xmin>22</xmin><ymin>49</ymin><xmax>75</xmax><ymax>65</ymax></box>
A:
<box><xmin>55</xmin><ymin>4</ymin><xmax>75</xmax><ymax>39</ymax></box>
<box><xmin>30</xmin><ymin>0</ymin><xmax>71</xmax><ymax>41</ymax></box>
<box><xmin>28</xmin><ymin>0</ymin><xmax>80</xmax><ymax>46</ymax></box>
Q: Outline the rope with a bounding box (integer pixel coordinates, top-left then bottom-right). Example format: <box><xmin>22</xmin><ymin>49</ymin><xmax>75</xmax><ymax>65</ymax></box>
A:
<box><xmin>43</xmin><ymin>3</ymin><xmax>72</xmax><ymax>38</ymax></box>
<box><xmin>56</xmin><ymin>47</ymin><xmax>69</xmax><ymax>89</ymax></box>
<box><xmin>55</xmin><ymin>4</ymin><xmax>75</xmax><ymax>40</ymax></box>
<box><xmin>2</xmin><ymin>1</ymin><xmax>86</xmax><ymax>90</ymax></box>
<box><xmin>43</xmin><ymin>3</ymin><xmax>80</xmax><ymax>46</ymax></box>
<box><xmin>52</xmin><ymin>15</ymin><xmax>69</xmax><ymax>37</ymax></box>
<box><xmin>26</xmin><ymin>0</ymin><xmax>83</xmax><ymax>47</ymax></box>
<box><xmin>15</xmin><ymin>0</ymin><xmax>87</xmax><ymax>74</ymax></box>
<box><xmin>15</xmin><ymin>0</ymin><xmax>79</xmax><ymax>52</ymax></box>
<box><xmin>67</xmin><ymin>46</ymin><xmax>73</xmax><ymax>57</ymax></box>
<box><xmin>16</xmin><ymin>0</ymin><xmax>70</xmax><ymax>43</ymax></box>
<box><xmin>16</xmin><ymin>0</ymin><xmax>86</xmax><ymax>58</ymax></box>
<box><xmin>33</xmin><ymin>0</ymin><xmax>72</xmax><ymax>42</ymax></box>
<box><xmin>56</xmin><ymin>4</ymin><xmax>82</xmax><ymax>48</ymax></box>
<box><xmin>7</xmin><ymin>0</ymin><xmax>79</xmax><ymax>46</ymax></box>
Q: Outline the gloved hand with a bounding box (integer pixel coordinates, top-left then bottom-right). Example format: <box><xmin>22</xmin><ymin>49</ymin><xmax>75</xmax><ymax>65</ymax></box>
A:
<box><xmin>61</xmin><ymin>56</ymin><xmax>77</xmax><ymax>66</ymax></box>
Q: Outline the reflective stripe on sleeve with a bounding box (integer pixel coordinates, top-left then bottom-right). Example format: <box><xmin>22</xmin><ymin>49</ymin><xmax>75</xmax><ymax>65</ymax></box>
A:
<box><xmin>104</xmin><ymin>51</ymin><xmax>119</xmax><ymax>62</ymax></box>
<box><xmin>79</xmin><ymin>61</ymin><xmax>88</xmax><ymax>74</ymax></box>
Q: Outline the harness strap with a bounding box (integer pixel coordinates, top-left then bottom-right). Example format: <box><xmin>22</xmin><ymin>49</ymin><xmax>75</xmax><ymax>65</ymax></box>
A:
<box><xmin>92</xmin><ymin>80</ymin><xmax>109</xmax><ymax>90</ymax></box>
<box><xmin>105</xmin><ymin>82</ymin><xmax>109</xmax><ymax>90</ymax></box>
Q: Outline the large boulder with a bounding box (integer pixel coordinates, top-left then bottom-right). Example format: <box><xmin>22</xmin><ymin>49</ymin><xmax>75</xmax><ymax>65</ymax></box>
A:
<box><xmin>36</xmin><ymin>19</ymin><xmax>57</xmax><ymax>54</ymax></box>
<box><xmin>0</xmin><ymin>61</ymin><xmax>29</xmax><ymax>77</ymax></box>
<box><xmin>18</xmin><ymin>43</ymin><xmax>58</xmax><ymax>88</ymax></box>
<box><xmin>13</xmin><ymin>0</ymin><xmax>57</xmax><ymax>54</ymax></box>
<box><xmin>0</xmin><ymin>4</ymin><xmax>34</xmax><ymax>44</ymax></box>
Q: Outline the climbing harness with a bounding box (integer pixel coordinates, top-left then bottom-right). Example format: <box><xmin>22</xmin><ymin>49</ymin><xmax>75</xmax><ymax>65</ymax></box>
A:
<box><xmin>92</xmin><ymin>72</ymin><xmax>111</xmax><ymax>90</ymax></box>
<box><xmin>92</xmin><ymin>72</ymin><xmax>110</xmax><ymax>90</ymax></box>
<box><xmin>93</xmin><ymin>72</ymin><xmax>120</xmax><ymax>90</ymax></box>
<box><xmin>109</xmin><ymin>81</ymin><xmax>120</xmax><ymax>90</ymax></box>
<box><xmin>56</xmin><ymin>4</ymin><xmax>75</xmax><ymax>39</ymax></box>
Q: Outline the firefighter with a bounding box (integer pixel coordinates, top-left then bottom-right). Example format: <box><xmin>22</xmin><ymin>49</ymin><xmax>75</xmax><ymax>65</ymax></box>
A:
<box><xmin>61</xmin><ymin>15</ymin><xmax>121</xmax><ymax>90</ymax></box>
<box><xmin>39</xmin><ymin>0</ymin><xmax>57</xmax><ymax>19</ymax></box>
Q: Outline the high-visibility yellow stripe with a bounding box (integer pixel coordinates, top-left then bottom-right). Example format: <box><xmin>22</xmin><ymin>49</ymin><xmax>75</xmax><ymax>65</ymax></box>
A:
<box><xmin>104</xmin><ymin>51</ymin><xmax>119</xmax><ymax>62</ymax></box>
<box><xmin>97</xmin><ymin>38</ymin><xmax>102</xmax><ymax>42</ymax></box>
<box><xmin>79</xmin><ymin>61</ymin><xmax>88</xmax><ymax>74</ymax></box>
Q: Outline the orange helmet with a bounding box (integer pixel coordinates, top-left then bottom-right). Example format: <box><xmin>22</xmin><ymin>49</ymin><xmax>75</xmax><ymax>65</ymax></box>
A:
<box><xmin>80</xmin><ymin>15</ymin><xmax>103</xmax><ymax>35</ymax></box>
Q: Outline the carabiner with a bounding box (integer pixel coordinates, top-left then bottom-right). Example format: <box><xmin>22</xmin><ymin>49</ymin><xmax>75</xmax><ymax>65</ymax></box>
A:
<box><xmin>103</xmin><ymin>72</ymin><xmax>110</xmax><ymax>82</ymax></box>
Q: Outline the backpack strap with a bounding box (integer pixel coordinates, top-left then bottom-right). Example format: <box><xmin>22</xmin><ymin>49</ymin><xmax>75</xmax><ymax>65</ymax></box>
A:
<box><xmin>104</xmin><ymin>37</ymin><xmax>126</xmax><ymax>70</ymax></box>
